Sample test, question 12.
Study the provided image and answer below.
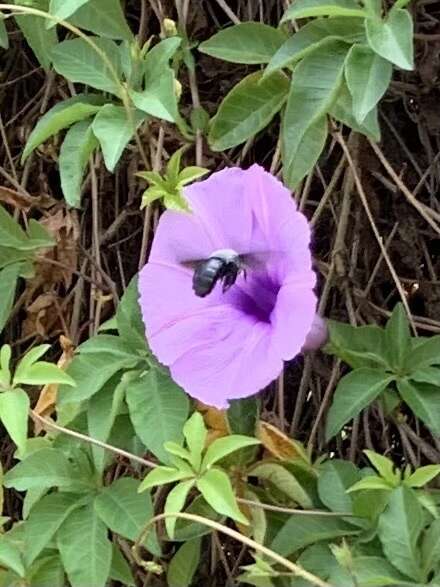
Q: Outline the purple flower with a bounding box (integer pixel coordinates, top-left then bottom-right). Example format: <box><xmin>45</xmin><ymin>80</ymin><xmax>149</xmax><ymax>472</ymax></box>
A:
<box><xmin>139</xmin><ymin>164</ymin><xmax>320</xmax><ymax>409</ymax></box>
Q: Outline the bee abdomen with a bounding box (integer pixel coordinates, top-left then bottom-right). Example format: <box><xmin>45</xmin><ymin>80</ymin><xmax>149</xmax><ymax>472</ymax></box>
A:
<box><xmin>192</xmin><ymin>258</ymin><xmax>224</xmax><ymax>297</ymax></box>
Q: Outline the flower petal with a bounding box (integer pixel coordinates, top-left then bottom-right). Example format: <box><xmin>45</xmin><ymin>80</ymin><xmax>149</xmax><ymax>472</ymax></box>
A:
<box><xmin>270</xmin><ymin>281</ymin><xmax>317</xmax><ymax>360</ymax></box>
<box><xmin>184</xmin><ymin>167</ymin><xmax>254</xmax><ymax>253</ymax></box>
<box><xmin>170</xmin><ymin>316</ymin><xmax>282</xmax><ymax>408</ymax></box>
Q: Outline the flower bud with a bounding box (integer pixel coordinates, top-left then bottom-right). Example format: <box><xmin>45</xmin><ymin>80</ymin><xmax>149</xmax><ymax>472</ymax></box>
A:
<box><xmin>302</xmin><ymin>315</ymin><xmax>328</xmax><ymax>352</ymax></box>
<box><xmin>163</xmin><ymin>18</ymin><xmax>178</xmax><ymax>37</ymax></box>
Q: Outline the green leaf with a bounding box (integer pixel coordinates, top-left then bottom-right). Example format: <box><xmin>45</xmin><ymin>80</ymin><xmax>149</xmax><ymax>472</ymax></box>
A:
<box><xmin>422</xmin><ymin>519</ymin><xmax>440</xmax><ymax>577</ymax></box>
<box><xmin>196</xmin><ymin>468</ymin><xmax>248</xmax><ymax>525</ymax></box>
<box><xmin>282</xmin><ymin>115</ymin><xmax>328</xmax><ymax>189</ymax></box>
<box><xmin>173</xmin><ymin>495</ymin><xmax>222</xmax><ymax>542</ymax></box>
<box><xmin>317</xmin><ymin>460</ymin><xmax>360</xmax><ymax>512</ymax></box>
<box><xmin>3</xmin><ymin>448</ymin><xmax>77</xmax><ymax>490</ymax></box>
<box><xmin>143</xmin><ymin>37</ymin><xmax>182</xmax><ymax>82</ymax></box>
<box><xmin>22</xmin><ymin>93</ymin><xmax>105</xmax><ymax>161</ymax></box>
<box><xmin>385</xmin><ymin>302</ymin><xmax>411</xmax><ymax>370</ymax></box>
<box><xmin>366</xmin><ymin>9</ymin><xmax>414</xmax><ymax>70</ymax></box>
<box><xmin>345</xmin><ymin>44</ymin><xmax>392</xmax><ymax>122</ymax></box>
<box><xmin>227</xmin><ymin>396</ymin><xmax>259</xmax><ymax>435</ymax></box>
<box><xmin>352</xmin><ymin>556</ymin><xmax>409</xmax><ymax>586</ymax></box>
<box><xmin>13</xmin><ymin>361</ymin><xmax>75</xmax><ymax>386</ymax></box>
<box><xmin>199</xmin><ymin>22</ymin><xmax>286</xmax><ymax>64</ymax></box>
<box><xmin>15</xmin><ymin>0</ymin><xmax>57</xmax><ymax>69</ymax></box>
<box><xmin>0</xmin><ymin>16</ymin><xmax>9</xmax><ymax>49</ymax></box>
<box><xmin>0</xmin><ymin>205</ymin><xmax>29</xmax><ymax>249</ymax></box>
<box><xmin>58</xmin><ymin>349</ymin><xmax>139</xmax><ymax>405</ymax></box>
<box><xmin>405</xmin><ymin>465</ymin><xmax>440</xmax><ymax>488</ymax></box>
<box><xmin>282</xmin><ymin>41</ymin><xmax>348</xmax><ymax>189</ymax></box>
<box><xmin>59</xmin><ymin>119</ymin><xmax>98</xmax><ymax>208</ymax></box>
<box><xmin>94</xmin><ymin>477</ymin><xmax>159</xmax><ymax>554</ymax></box>
<box><xmin>126</xmin><ymin>368</ymin><xmax>189</xmax><ymax>464</ymax></box>
<box><xmin>209</xmin><ymin>71</ymin><xmax>288</xmax><ymax>151</ymax></box>
<box><xmin>139</xmin><ymin>466</ymin><xmax>193</xmax><ymax>492</ymax></box>
<box><xmin>129</xmin><ymin>67</ymin><xmax>178</xmax><ymax>122</ymax></box>
<box><xmin>165</xmin><ymin>441</ymin><xmax>193</xmax><ymax>463</ymax></box>
<box><xmin>397</xmin><ymin>379</ymin><xmax>440</xmax><ymax>436</ymax></box>
<box><xmin>378</xmin><ymin>486</ymin><xmax>423</xmax><ymax>580</ymax></box>
<box><xmin>271</xmin><ymin>514</ymin><xmax>359</xmax><ymax>557</ymax></box>
<box><xmin>23</xmin><ymin>492</ymin><xmax>85</xmax><ymax>565</ymax></box>
<box><xmin>110</xmin><ymin>544</ymin><xmax>135</xmax><ymax>586</ymax></box>
<box><xmin>330</xmin><ymin>80</ymin><xmax>381</xmax><ymax>141</ymax></box>
<box><xmin>0</xmin><ymin>390</ymin><xmax>29</xmax><ymax>454</ymax></box>
<box><xmin>0</xmin><ymin>536</ymin><xmax>25</xmax><ymax>578</ymax></box>
<box><xmin>410</xmin><ymin>367</ymin><xmax>440</xmax><ymax>386</ymax></box>
<box><xmin>87</xmin><ymin>374</ymin><xmax>127</xmax><ymax>473</ymax></box>
<box><xmin>364</xmin><ymin>449</ymin><xmax>399</xmax><ymax>485</ymax></box>
<box><xmin>115</xmin><ymin>276</ymin><xmax>147</xmax><ymax>353</ymax></box>
<box><xmin>167</xmin><ymin>538</ymin><xmax>201</xmax><ymax>587</ymax></box>
<box><xmin>14</xmin><ymin>344</ymin><xmax>50</xmax><ymax>375</ymax></box>
<box><xmin>326</xmin><ymin>368</ymin><xmax>394</xmax><ymax>439</ymax></box>
<box><xmin>282</xmin><ymin>0</ymin><xmax>367</xmax><ymax>20</ymax></box>
<box><xmin>52</xmin><ymin>37</ymin><xmax>122</xmax><ymax>96</ymax></box>
<box><xmin>28</xmin><ymin>554</ymin><xmax>65</xmax><ymax>587</ymax></box>
<box><xmin>183</xmin><ymin>412</ymin><xmax>207</xmax><ymax>471</ymax></box>
<box><xmin>202</xmin><ymin>435</ymin><xmax>260</xmax><ymax>469</ymax></box>
<box><xmin>49</xmin><ymin>0</ymin><xmax>89</xmax><ymax>21</ymax></box>
<box><xmin>57</xmin><ymin>503</ymin><xmax>112</xmax><ymax>587</ymax></box>
<box><xmin>92</xmin><ymin>105</ymin><xmax>147</xmax><ymax>172</ymax></box>
<box><xmin>407</xmin><ymin>336</ymin><xmax>440</xmax><ymax>369</ymax></box>
<box><xmin>250</xmin><ymin>462</ymin><xmax>313</xmax><ymax>509</ymax></box>
<box><xmin>265</xmin><ymin>17</ymin><xmax>366</xmax><ymax>77</ymax></box>
<box><xmin>0</xmin><ymin>263</ymin><xmax>21</xmax><ymax>334</ymax></box>
<box><xmin>165</xmin><ymin>479</ymin><xmax>195</xmax><ymax>539</ymax></box>
<box><xmin>68</xmin><ymin>0</ymin><xmax>133</xmax><ymax>40</ymax></box>
<box><xmin>177</xmin><ymin>166</ymin><xmax>209</xmax><ymax>186</ymax></box>
<box><xmin>347</xmin><ymin>475</ymin><xmax>394</xmax><ymax>492</ymax></box>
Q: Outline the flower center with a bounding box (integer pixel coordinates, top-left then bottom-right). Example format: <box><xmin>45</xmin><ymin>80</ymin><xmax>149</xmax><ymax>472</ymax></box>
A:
<box><xmin>229</xmin><ymin>273</ymin><xmax>280</xmax><ymax>323</ymax></box>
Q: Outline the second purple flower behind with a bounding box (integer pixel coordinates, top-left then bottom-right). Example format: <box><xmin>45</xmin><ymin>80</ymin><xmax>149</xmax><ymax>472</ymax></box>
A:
<box><xmin>139</xmin><ymin>164</ymin><xmax>324</xmax><ymax>409</ymax></box>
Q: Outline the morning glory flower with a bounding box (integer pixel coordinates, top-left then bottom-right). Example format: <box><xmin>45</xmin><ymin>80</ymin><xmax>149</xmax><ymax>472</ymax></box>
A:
<box><xmin>139</xmin><ymin>164</ymin><xmax>321</xmax><ymax>409</ymax></box>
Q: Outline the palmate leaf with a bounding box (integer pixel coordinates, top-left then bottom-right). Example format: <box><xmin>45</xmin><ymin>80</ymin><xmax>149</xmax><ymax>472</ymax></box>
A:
<box><xmin>199</xmin><ymin>22</ymin><xmax>286</xmax><ymax>64</ymax></box>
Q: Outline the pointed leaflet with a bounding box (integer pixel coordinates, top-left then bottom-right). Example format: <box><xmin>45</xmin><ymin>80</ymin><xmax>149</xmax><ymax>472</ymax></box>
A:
<box><xmin>251</xmin><ymin>462</ymin><xmax>312</xmax><ymax>509</ymax></box>
<box><xmin>422</xmin><ymin>519</ymin><xmax>440</xmax><ymax>578</ymax></box>
<box><xmin>364</xmin><ymin>450</ymin><xmax>399</xmax><ymax>485</ymax></box>
<box><xmin>378</xmin><ymin>486</ymin><xmax>423</xmax><ymax>580</ymax></box>
<box><xmin>317</xmin><ymin>460</ymin><xmax>360</xmax><ymax>513</ymax></box>
<box><xmin>3</xmin><ymin>448</ymin><xmax>77</xmax><ymax>490</ymax></box>
<box><xmin>196</xmin><ymin>468</ymin><xmax>248</xmax><ymax>525</ymax></box>
<box><xmin>264</xmin><ymin>18</ymin><xmax>365</xmax><ymax>78</ymax></box>
<box><xmin>345</xmin><ymin>45</ymin><xmax>392</xmax><ymax>123</ymax></box>
<box><xmin>23</xmin><ymin>492</ymin><xmax>86</xmax><ymax>566</ymax></box>
<box><xmin>165</xmin><ymin>479</ymin><xmax>195</xmax><ymax>539</ymax></box>
<box><xmin>397</xmin><ymin>379</ymin><xmax>440</xmax><ymax>436</ymax></box>
<box><xmin>52</xmin><ymin>37</ymin><xmax>123</xmax><ymax>96</ymax></box>
<box><xmin>282</xmin><ymin>41</ymin><xmax>348</xmax><ymax>188</ymax></box>
<box><xmin>57</xmin><ymin>503</ymin><xmax>112</xmax><ymax>587</ymax></box>
<box><xmin>129</xmin><ymin>68</ymin><xmax>178</xmax><ymax>122</ymax></box>
<box><xmin>281</xmin><ymin>0</ymin><xmax>367</xmax><ymax>21</ymax></box>
<box><xmin>199</xmin><ymin>23</ymin><xmax>286</xmax><ymax>64</ymax></box>
<box><xmin>366</xmin><ymin>9</ymin><xmax>414</xmax><ymax>70</ymax></box>
<box><xmin>407</xmin><ymin>336</ymin><xmax>440</xmax><ymax>370</ymax></box>
<box><xmin>405</xmin><ymin>465</ymin><xmax>440</xmax><ymax>488</ymax></box>
<box><xmin>92</xmin><ymin>105</ymin><xmax>147</xmax><ymax>172</ymax></box>
<box><xmin>384</xmin><ymin>303</ymin><xmax>411</xmax><ymax>370</ymax></box>
<box><xmin>209</xmin><ymin>71</ymin><xmax>289</xmax><ymax>151</ymax></box>
<box><xmin>330</xmin><ymin>81</ymin><xmax>381</xmax><ymax>141</ymax></box>
<box><xmin>126</xmin><ymin>368</ymin><xmax>189</xmax><ymax>464</ymax></box>
<box><xmin>14</xmin><ymin>0</ymin><xmax>57</xmax><ymax>70</ymax></box>
<box><xmin>0</xmin><ymin>263</ymin><xmax>21</xmax><ymax>334</ymax></box>
<box><xmin>326</xmin><ymin>368</ymin><xmax>394</xmax><ymax>439</ymax></box>
<box><xmin>49</xmin><ymin>0</ymin><xmax>90</xmax><ymax>22</ymax></box>
<box><xmin>183</xmin><ymin>411</ymin><xmax>207</xmax><ymax>471</ymax></box>
<box><xmin>22</xmin><ymin>94</ymin><xmax>105</xmax><ymax>161</ymax></box>
<box><xmin>68</xmin><ymin>0</ymin><xmax>133</xmax><ymax>40</ymax></box>
<box><xmin>139</xmin><ymin>466</ymin><xmax>193</xmax><ymax>492</ymax></box>
<box><xmin>202</xmin><ymin>435</ymin><xmax>260</xmax><ymax>469</ymax></box>
<box><xmin>0</xmin><ymin>390</ymin><xmax>29</xmax><ymax>455</ymax></box>
<box><xmin>115</xmin><ymin>276</ymin><xmax>147</xmax><ymax>353</ymax></box>
<box><xmin>167</xmin><ymin>538</ymin><xmax>201</xmax><ymax>587</ymax></box>
<box><xmin>0</xmin><ymin>536</ymin><xmax>25</xmax><ymax>578</ymax></box>
<box><xmin>94</xmin><ymin>477</ymin><xmax>159</xmax><ymax>554</ymax></box>
<box><xmin>59</xmin><ymin>119</ymin><xmax>98</xmax><ymax>208</ymax></box>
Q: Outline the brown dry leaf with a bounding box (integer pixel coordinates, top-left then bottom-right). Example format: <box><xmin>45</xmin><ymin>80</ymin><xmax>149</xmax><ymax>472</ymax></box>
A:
<box><xmin>22</xmin><ymin>292</ymin><xmax>68</xmax><ymax>339</ymax></box>
<box><xmin>38</xmin><ymin>207</ymin><xmax>80</xmax><ymax>288</ymax></box>
<box><xmin>196</xmin><ymin>401</ymin><xmax>229</xmax><ymax>445</ymax></box>
<box><xmin>33</xmin><ymin>335</ymin><xmax>75</xmax><ymax>433</ymax></box>
<box><xmin>0</xmin><ymin>186</ymin><xmax>54</xmax><ymax>210</ymax></box>
<box><xmin>257</xmin><ymin>421</ymin><xmax>304</xmax><ymax>461</ymax></box>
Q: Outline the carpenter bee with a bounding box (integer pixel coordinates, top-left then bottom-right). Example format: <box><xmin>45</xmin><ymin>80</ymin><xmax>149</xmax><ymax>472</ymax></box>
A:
<box><xmin>183</xmin><ymin>249</ymin><xmax>272</xmax><ymax>298</ymax></box>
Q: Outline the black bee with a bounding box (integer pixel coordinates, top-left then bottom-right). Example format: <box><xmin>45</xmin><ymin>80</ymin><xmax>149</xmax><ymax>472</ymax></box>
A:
<box><xmin>183</xmin><ymin>249</ymin><xmax>273</xmax><ymax>298</ymax></box>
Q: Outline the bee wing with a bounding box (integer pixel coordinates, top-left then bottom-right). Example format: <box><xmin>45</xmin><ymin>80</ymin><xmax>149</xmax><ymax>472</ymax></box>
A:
<box><xmin>180</xmin><ymin>258</ymin><xmax>204</xmax><ymax>270</ymax></box>
<box><xmin>240</xmin><ymin>251</ymin><xmax>285</xmax><ymax>270</ymax></box>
